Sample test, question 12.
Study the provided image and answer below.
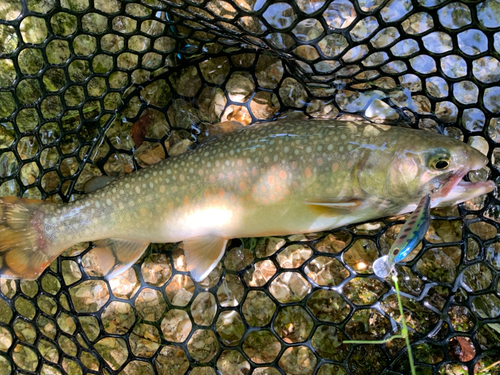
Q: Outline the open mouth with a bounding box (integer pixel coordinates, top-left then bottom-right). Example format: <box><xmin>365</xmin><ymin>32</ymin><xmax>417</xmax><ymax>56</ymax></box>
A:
<box><xmin>433</xmin><ymin>167</ymin><xmax>495</xmax><ymax>206</ymax></box>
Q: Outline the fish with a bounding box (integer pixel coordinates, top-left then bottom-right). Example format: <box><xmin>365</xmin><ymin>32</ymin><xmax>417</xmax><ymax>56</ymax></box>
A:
<box><xmin>373</xmin><ymin>194</ymin><xmax>431</xmax><ymax>278</ymax></box>
<box><xmin>0</xmin><ymin>120</ymin><xmax>494</xmax><ymax>281</ymax></box>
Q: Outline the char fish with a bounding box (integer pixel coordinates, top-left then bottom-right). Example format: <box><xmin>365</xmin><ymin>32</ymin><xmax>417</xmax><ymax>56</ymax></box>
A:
<box><xmin>0</xmin><ymin>120</ymin><xmax>494</xmax><ymax>281</ymax></box>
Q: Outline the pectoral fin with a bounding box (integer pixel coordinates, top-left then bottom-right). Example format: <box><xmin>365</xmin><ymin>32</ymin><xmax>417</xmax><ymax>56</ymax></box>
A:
<box><xmin>183</xmin><ymin>235</ymin><xmax>228</xmax><ymax>282</ymax></box>
<box><xmin>305</xmin><ymin>198</ymin><xmax>363</xmax><ymax>215</ymax></box>
<box><xmin>93</xmin><ymin>239</ymin><xmax>150</xmax><ymax>280</ymax></box>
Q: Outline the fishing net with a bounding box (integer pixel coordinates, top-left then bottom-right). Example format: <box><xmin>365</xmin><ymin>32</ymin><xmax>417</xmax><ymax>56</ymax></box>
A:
<box><xmin>0</xmin><ymin>0</ymin><xmax>499</xmax><ymax>374</ymax></box>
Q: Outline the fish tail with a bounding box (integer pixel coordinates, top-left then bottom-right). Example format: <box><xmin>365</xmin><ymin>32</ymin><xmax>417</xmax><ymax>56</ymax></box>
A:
<box><xmin>0</xmin><ymin>197</ymin><xmax>64</xmax><ymax>280</ymax></box>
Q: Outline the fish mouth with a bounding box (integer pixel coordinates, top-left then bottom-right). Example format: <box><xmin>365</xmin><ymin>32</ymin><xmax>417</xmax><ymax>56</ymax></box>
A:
<box><xmin>432</xmin><ymin>165</ymin><xmax>495</xmax><ymax>207</ymax></box>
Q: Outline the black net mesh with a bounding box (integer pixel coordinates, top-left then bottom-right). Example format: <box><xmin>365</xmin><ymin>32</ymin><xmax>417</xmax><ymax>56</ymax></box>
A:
<box><xmin>0</xmin><ymin>0</ymin><xmax>500</xmax><ymax>374</ymax></box>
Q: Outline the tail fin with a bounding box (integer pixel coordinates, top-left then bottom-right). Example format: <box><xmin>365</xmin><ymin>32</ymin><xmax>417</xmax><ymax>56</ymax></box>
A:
<box><xmin>0</xmin><ymin>197</ymin><xmax>63</xmax><ymax>280</ymax></box>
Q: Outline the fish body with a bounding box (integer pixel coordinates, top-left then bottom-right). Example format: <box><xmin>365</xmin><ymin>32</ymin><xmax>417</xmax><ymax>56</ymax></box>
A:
<box><xmin>0</xmin><ymin>120</ymin><xmax>493</xmax><ymax>281</ymax></box>
<box><xmin>373</xmin><ymin>194</ymin><xmax>431</xmax><ymax>278</ymax></box>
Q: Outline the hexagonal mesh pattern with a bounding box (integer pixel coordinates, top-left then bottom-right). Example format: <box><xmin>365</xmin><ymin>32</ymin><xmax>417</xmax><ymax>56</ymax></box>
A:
<box><xmin>0</xmin><ymin>0</ymin><xmax>499</xmax><ymax>374</ymax></box>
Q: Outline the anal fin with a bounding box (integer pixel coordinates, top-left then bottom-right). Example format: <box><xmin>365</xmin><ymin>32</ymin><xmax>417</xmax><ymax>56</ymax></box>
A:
<box><xmin>93</xmin><ymin>239</ymin><xmax>150</xmax><ymax>280</ymax></box>
<box><xmin>183</xmin><ymin>235</ymin><xmax>228</xmax><ymax>282</ymax></box>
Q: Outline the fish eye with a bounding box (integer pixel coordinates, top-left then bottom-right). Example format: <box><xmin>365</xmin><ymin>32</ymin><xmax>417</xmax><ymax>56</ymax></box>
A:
<box><xmin>434</xmin><ymin>160</ymin><xmax>449</xmax><ymax>170</ymax></box>
<box><xmin>427</xmin><ymin>148</ymin><xmax>451</xmax><ymax>171</ymax></box>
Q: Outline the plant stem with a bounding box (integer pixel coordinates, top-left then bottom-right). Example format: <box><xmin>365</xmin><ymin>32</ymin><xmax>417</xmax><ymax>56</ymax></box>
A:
<box><xmin>392</xmin><ymin>274</ymin><xmax>416</xmax><ymax>375</ymax></box>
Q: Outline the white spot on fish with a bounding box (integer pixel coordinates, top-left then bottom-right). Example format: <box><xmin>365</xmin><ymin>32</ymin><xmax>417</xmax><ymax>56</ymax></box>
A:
<box><xmin>136</xmin><ymin>186</ymin><xmax>141</xmax><ymax>194</ymax></box>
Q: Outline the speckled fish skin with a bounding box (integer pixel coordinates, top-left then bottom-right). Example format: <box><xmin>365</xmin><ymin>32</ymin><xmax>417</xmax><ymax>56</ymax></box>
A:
<box><xmin>0</xmin><ymin>120</ymin><xmax>493</xmax><ymax>281</ymax></box>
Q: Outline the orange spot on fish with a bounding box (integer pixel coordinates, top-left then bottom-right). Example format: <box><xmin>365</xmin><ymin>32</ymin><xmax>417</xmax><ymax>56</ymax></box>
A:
<box><xmin>276</xmin><ymin>186</ymin><xmax>281</xmax><ymax>192</ymax></box>
<box><xmin>183</xmin><ymin>196</ymin><xmax>189</xmax><ymax>205</ymax></box>
<box><xmin>179</xmin><ymin>174</ymin><xmax>185</xmax><ymax>182</ymax></box>
<box><xmin>210</xmin><ymin>175</ymin><xmax>216</xmax><ymax>182</ymax></box>
<box><xmin>252</xmin><ymin>168</ymin><xmax>257</xmax><ymax>176</ymax></box>
<box><xmin>285</xmin><ymin>189</ymin><xmax>290</xmax><ymax>195</ymax></box>
<box><xmin>293</xmin><ymin>182</ymin><xmax>299</xmax><ymax>189</ymax></box>
<box><xmin>219</xmin><ymin>173</ymin><xmax>224</xmax><ymax>179</ymax></box>
<box><xmin>228</xmin><ymin>172</ymin><xmax>234</xmax><ymax>181</ymax></box>
<box><xmin>262</xmin><ymin>198</ymin><xmax>268</xmax><ymax>204</ymax></box>
<box><xmin>291</xmin><ymin>161</ymin><xmax>297</xmax><ymax>170</ymax></box>
<box><xmin>140</xmin><ymin>208</ymin><xmax>147</xmax><ymax>216</ymax></box>
<box><xmin>305</xmin><ymin>167</ymin><xmax>312</xmax><ymax>178</ymax></box>
<box><xmin>159</xmin><ymin>186</ymin><xmax>166</xmax><ymax>193</ymax></box>
<box><xmin>347</xmin><ymin>160</ymin><xmax>354</xmax><ymax>169</ymax></box>
<box><xmin>317</xmin><ymin>157</ymin><xmax>323</xmax><ymax>165</ymax></box>
<box><xmin>243</xmin><ymin>171</ymin><xmax>248</xmax><ymax>177</ymax></box>
<box><xmin>239</xmin><ymin>182</ymin><xmax>246</xmax><ymax>191</ymax></box>
<box><xmin>237</xmin><ymin>159</ymin><xmax>243</xmax><ymax>166</ymax></box>
<box><xmin>270</xmin><ymin>194</ymin><xmax>275</xmax><ymax>200</ymax></box>
<box><xmin>198</xmin><ymin>169</ymin><xmax>204</xmax><ymax>176</ymax></box>
<box><xmin>280</xmin><ymin>170</ymin><xmax>287</xmax><ymax>179</ymax></box>
<box><xmin>268</xmin><ymin>175</ymin><xmax>275</xmax><ymax>186</ymax></box>
<box><xmin>271</xmin><ymin>166</ymin><xmax>276</xmax><ymax>171</ymax></box>
<box><xmin>246</xmin><ymin>195</ymin><xmax>252</xmax><ymax>201</ymax></box>
<box><xmin>231</xmin><ymin>195</ymin><xmax>236</xmax><ymax>202</ymax></box>
<box><xmin>168</xmin><ymin>202</ymin><xmax>174</xmax><ymax>210</ymax></box>
<box><xmin>261</xmin><ymin>186</ymin><xmax>266</xmax><ymax>193</ymax></box>
<box><xmin>204</xmin><ymin>189</ymin><xmax>210</xmax><ymax>198</ymax></box>
<box><xmin>219</xmin><ymin>189</ymin><xmax>225</xmax><ymax>198</ymax></box>
<box><xmin>332</xmin><ymin>163</ymin><xmax>339</xmax><ymax>172</ymax></box>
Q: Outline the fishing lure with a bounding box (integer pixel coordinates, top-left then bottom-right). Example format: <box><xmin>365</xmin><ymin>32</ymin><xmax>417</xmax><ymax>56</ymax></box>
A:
<box><xmin>373</xmin><ymin>194</ymin><xmax>431</xmax><ymax>278</ymax></box>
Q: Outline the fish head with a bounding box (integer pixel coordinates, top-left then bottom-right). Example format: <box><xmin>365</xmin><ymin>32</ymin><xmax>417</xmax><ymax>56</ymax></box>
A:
<box><xmin>358</xmin><ymin>128</ymin><xmax>494</xmax><ymax>209</ymax></box>
<box><xmin>391</xmin><ymin>130</ymin><xmax>494</xmax><ymax>207</ymax></box>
